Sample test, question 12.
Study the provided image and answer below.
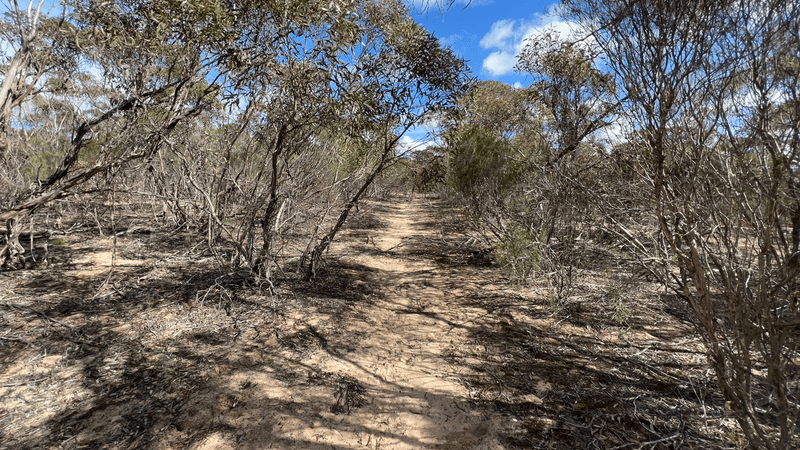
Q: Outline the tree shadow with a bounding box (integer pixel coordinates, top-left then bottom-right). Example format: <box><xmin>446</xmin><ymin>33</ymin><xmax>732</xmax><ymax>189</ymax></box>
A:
<box><xmin>0</xmin><ymin>199</ymin><xmax>731</xmax><ymax>449</ymax></box>
<box><xmin>0</xmin><ymin>223</ymin><xmax>481</xmax><ymax>449</ymax></box>
<box><xmin>446</xmin><ymin>290</ymin><xmax>727</xmax><ymax>448</ymax></box>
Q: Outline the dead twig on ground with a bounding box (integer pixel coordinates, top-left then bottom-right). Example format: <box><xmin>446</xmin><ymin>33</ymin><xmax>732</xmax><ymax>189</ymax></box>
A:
<box><xmin>0</xmin><ymin>334</ymin><xmax>39</xmax><ymax>348</ymax></box>
<box><xmin>0</xmin><ymin>301</ymin><xmax>79</xmax><ymax>334</ymax></box>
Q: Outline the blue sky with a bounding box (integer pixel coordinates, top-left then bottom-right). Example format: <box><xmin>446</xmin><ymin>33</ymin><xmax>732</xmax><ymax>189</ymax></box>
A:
<box><xmin>409</xmin><ymin>0</ymin><xmax>570</xmax><ymax>88</ymax></box>
<box><xmin>5</xmin><ymin>0</ymin><xmax>572</xmax><ymax>150</ymax></box>
<box><xmin>398</xmin><ymin>0</ymin><xmax>574</xmax><ymax>150</ymax></box>
<box><xmin>12</xmin><ymin>0</ymin><xmax>564</xmax><ymax>89</ymax></box>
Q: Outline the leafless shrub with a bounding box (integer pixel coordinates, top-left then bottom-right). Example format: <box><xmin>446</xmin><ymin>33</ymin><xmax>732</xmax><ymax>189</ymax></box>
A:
<box><xmin>561</xmin><ymin>0</ymin><xmax>800</xmax><ymax>447</ymax></box>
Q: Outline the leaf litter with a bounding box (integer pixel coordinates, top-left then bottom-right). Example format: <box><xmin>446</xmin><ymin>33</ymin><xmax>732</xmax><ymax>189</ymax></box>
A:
<box><xmin>0</xmin><ymin>198</ymin><xmax>738</xmax><ymax>449</ymax></box>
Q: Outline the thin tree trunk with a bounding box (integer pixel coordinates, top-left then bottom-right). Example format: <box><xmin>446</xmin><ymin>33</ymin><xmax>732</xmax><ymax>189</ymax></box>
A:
<box><xmin>305</xmin><ymin>149</ymin><xmax>392</xmax><ymax>280</ymax></box>
<box><xmin>254</xmin><ymin>123</ymin><xmax>288</xmax><ymax>275</ymax></box>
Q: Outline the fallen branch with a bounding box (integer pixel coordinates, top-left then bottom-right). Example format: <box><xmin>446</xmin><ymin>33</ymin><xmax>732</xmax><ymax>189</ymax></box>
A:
<box><xmin>0</xmin><ymin>302</ymin><xmax>78</xmax><ymax>333</ymax></box>
<box><xmin>0</xmin><ymin>377</ymin><xmax>48</xmax><ymax>388</ymax></box>
<box><xmin>0</xmin><ymin>334</ymin><xmax>39</xmax><ymax>348</ymax></box>
<box><xmin>607</xmin><ymin>432</ymin><xmax>682</xmax><ymax>450</ymax></box>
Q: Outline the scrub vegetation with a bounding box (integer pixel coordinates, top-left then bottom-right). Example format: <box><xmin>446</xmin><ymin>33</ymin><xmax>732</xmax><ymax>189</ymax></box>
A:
<box><xmin>0</xmin><ymin>0</ymin><xmax>797</xmax><ymax>448</ymax></box>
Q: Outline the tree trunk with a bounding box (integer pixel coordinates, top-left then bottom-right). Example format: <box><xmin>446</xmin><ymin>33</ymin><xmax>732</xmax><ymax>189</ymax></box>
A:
<box><xmin>305</xmin><ymin>150</ymin><xmax>392</xmax><ymax>280</ymax></box>
<box><xmin>0</xmin><ymin>218</ymin><xmax>26</xmax><ymax>269</ymax></box>
<box><xmin>254</xmin><ymin>123</ymin><xmax>289</xmax><ymax>276</ymax></box>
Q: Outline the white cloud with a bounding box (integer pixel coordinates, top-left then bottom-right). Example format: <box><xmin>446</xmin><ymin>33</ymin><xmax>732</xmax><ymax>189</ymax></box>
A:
<box><xmin>482</xmin><ymin>51</ymin><xmax>517</xmax><ymax>77</ymax></box>
<box><xmin>397</xmin><ymin>134</ymin><xmax>433</xmax><ymax>154</ymax></box>
<box><xmin>420</xmin><ymin>111</ymin><xmax>445</xmax><ymax>129</ymax></box>
<box><xmin>479</xmin><ymin>19</ymin><xmax>516</xmax><ymax>50</ymax></box>
<box><xmin>0</xmin><ymin>39</ymin><xmax>16</xmax><ymax>58</ymax></box>
<box><xmin>437</xmin><ymin>33</ymin><xmax>462</xmax><ymax>49</ymax></box>
<box><xmin>598</xmin><ymin>119</ymin><xmax>628</xmax><ymax>147</ymax></box>
<box><xmin>478</xmin><ymin>9</ymin><xmax>586</xmax><ymax>78</ymax></box>
<box><xmin>512</xmin><ymin>82</ymin><xmax>524</xmax><ymax>89</ymax></box>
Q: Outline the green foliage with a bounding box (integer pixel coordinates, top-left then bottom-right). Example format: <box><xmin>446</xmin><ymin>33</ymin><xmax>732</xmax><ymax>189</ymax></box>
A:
<box><xmin>23</xmin><ymin>135</ymin><xmax>104</xmax><ymax>182</ymax></box>
<box><xmin>24</xmin><ymin>138</ymin><xmax>67</xmax><ymax>179</ymax></box>
<box><xmin>448</xmin><ymin>125</ymin><xmax>526</xmax><ymax>202</ymax></box>
<box><xmin>494</xmin><ymin>225</ymin><xmax>542</xmax><ymax>285</ymax></box>
<box><xmin>516</xmin><ymin>30</ymin><xmax>616</xmax><ymax>163</ymax></box>
<box><xmin>604</xmin><ymin>283</ymin><xmax>632</xmax><ymax>327</ymax></box>
<box><xmin>456</xmin><ymin>80</ymin><xmax>537</xmax><ymax>143</ymax></box>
